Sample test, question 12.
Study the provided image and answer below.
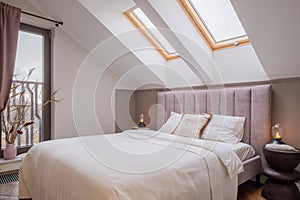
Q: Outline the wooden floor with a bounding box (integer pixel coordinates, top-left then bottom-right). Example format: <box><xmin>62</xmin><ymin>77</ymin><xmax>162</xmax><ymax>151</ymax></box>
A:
<box><xmin>0</xmin><ymin>181</ymin><xmax>264</xmax><ymax>200</ymax></box>
<box><xmin>238</xmin><ymin>181</ymin><xmax>265</xmax><ymax>200</ymax></box>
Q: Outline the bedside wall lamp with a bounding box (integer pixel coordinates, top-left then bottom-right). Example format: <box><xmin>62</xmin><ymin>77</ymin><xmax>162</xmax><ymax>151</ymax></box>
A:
<box><xmin>271</xmin><ymin>123</ymin><xmax>285</xmax><ymax>144</ymax></box>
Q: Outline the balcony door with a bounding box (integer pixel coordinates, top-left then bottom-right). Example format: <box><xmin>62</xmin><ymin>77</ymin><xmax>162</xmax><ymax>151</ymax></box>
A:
<box><xmin>1</xmin><ymin>23</ymin><xmax>51</xmax><ymax>157</ymax></box>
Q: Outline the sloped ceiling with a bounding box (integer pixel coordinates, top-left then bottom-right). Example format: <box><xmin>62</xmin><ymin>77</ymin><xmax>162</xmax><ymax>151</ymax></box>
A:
<box><xmin>138</xmin><ymin>0</ymin><xmax>269</xmax><ymax>84</ymax></box>
<box><xmin>26</xmin><ymin>0</ymin><xmax>212</xmax><ymax>88</ymax></box>
<box><xmin>27</xmin><ymin>0</ymin><xmax>167</xmax><ymax>89</ymax></box>
<box><xmin>77</xmin><ymin>0</ymin><xmax>207</xmax><ymax>87</ymax></box>
<box><xmin>15</xmin><ymin>0</ymin><xmax>300</xmax><ymax>87</ymax></box>
<box><xmin>231</xmin><ymin>0</ymin><xmax>300</xmax><ymax>79</ymax></box>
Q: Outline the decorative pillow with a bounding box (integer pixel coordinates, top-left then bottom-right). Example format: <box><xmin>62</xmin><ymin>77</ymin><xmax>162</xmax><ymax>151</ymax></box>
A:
<box><xmin>173</xmin><ymin>113</ymin><xmax>212</xmax><ymax>138</ymax></box>
<box><xmin>158</xmin><ymin>112</ymin><xmax>182</xmax><ymax>134</ymax></box>
<box><xmin>201</xmin><ymin>114</ymin><xmax>245</xmax><ymax>144</ymax></box>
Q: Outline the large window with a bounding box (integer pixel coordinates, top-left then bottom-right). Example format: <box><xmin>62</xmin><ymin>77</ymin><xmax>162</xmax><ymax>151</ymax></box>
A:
<box><xmin>178</xmin><ymin>0</ymin><xmax>250</xmax><ymax>50</ymax></box>
<box><xmin>124</xmin><ymin>6</ymin><xmax>180</xmax><ymax>60</ymax></box>
<box><xmin>0</xmin><ymin>23</ymin><xmax>51</xmax><ymax>157</ymax></box>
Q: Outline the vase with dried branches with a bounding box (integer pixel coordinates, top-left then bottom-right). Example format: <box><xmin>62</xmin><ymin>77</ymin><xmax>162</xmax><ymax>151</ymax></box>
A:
<box><xmin>2</xmin><ymin>83</ymin><xmax>35</xmax><ymax>159</ymax></box>
<box><xmin>1</xmin><ymin>69</ymin><xmax>61</xmax><ymax>159</ymax></box>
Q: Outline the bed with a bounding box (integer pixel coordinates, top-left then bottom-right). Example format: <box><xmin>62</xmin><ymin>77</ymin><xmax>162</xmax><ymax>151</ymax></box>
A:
<box><xmin>156</xmin><ymin>85</ymin><xmax>272</xmax><ymax>185</ymax></box>
<box><xmin>19</xmin><ymin>85</ymin><xmax>272</xmax><ymax>200</ymax></box>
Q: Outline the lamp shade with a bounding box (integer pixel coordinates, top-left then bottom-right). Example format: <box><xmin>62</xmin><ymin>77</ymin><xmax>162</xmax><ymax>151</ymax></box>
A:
<box><xmin>271</xmin><ymin>123</ymin><xmax>284</xmax><ymax>144</ymax></box>
<box><xmin>272</xmin><ymin>123</ymin><xmax>283</xmax><ymax>139</ymax></box>
<box><xmin>138</xmin><ymin>114</ymin><xmax>146</xmax><ymax>127</ymax></box>
<box><xmin>139</xmin><ymin>114</ymin><xmax>144</xmax><ymax>123</ymax></box>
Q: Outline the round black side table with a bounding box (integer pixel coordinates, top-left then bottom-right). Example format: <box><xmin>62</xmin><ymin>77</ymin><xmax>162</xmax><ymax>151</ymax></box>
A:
<box><xmin>261</xmin><ymin>146</ymin><xmax>300</xmax><ymax>200</ymax></box>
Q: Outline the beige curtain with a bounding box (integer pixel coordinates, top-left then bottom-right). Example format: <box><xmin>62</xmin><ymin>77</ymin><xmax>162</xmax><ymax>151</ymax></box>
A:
<box><xmin>0</xmin><ymin>2</ymin><xmax>21</xmax><ymax>112</ymax></box>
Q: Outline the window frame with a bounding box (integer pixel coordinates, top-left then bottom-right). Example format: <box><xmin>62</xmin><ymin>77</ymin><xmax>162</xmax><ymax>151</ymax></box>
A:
<box><xmin>124</xmin><ymin>6</ymin><xmax>180</xmax><ymax>61</ymax></box>
<box><xmin>178</xmin><ymin>0</ymin><xmax>250</xmax><ymax>51</ymax></box>
<box><xmin>0</xmin><ymin>23</ymin><xmax>51</xmax><ymax>157</ymax></box>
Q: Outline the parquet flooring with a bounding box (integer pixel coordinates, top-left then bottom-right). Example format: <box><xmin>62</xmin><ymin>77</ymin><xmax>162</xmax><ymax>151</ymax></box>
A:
<box><xmin>238</xmin><ymin>181</ymin><xmax>265</xmax><ymax>200</ymax></box>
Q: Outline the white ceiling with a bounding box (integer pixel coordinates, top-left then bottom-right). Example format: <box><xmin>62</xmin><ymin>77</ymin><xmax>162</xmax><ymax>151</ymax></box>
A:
<box><xmin>231</xmin><ymin>0</ymin><xmax>300</xmax><ymax>79</ymax></box>
<box><xmin>15</xmin><ymin>0</ymin><xmax>300</xmax><ymax>87</ymax></box>
<box><xmin>27</xmin><ymin>0</ymin><xmax>168</xmax><ymax>89</ymax></box>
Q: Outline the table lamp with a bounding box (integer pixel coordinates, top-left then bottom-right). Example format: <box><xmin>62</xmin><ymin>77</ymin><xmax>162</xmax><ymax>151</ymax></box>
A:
<box><xmin>271</xmin><ymin>123</ymin><xmax>285</xmax><ymax>144</ymax></box>
<box><xmin>138</xmin><ymin>114</ymin><xmax>146</xmax><ymax>127</ymax></box>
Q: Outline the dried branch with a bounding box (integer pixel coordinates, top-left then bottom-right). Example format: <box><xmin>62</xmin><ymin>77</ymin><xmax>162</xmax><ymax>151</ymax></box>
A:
<box><xmin>2</xmin><ymin>69</ymin><xmax>37</xmax><ymax>145</ymax></box>
<box><xmin>27</xmin><ymin>68</ymin><xmax>35</xmax><ymax>79</ymax></box>
<box><xmin>44</xmin><ymin>89</ymin><xmax>63</xmax><ymax>106</ymax></box>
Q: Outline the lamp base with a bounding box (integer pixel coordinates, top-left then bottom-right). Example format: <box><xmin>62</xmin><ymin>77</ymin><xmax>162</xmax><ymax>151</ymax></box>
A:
<box><xmin>138</xmin><ymin>122</ymin><xmax>146</xmax><ymax>127</ymax></box>
<box><xmin>271</xmin><ymin>138</ymin><xmax>285</xmax><ymax>144</ymax></box>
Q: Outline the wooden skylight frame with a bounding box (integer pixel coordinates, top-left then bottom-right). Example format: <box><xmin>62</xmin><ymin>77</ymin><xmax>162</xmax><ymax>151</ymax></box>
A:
<box><xmin>178</xmin><ymin>0</ymin><xmax>250</xmax><ymax>51</ymax></box>
<box><xmin>124</xmin><ymin>6</ymin><xmax>180</xmax><ymax>61</ymax></box>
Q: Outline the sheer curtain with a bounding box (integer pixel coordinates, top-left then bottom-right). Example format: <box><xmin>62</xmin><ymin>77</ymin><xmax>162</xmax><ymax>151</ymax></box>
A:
<box><xmin>0</xmin><ymin>2</ymin><xmax>21</xmax><ymax>112</ymax></box>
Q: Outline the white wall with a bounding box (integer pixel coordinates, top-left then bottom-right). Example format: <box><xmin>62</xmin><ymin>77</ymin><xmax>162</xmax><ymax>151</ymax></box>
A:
<box><xmin>115</xmin><ymin>90</ymin><xmax>136</xmax><ymax>132</ymax></box>
<box><xmin>53</xmin><ymin>29</ymin><xmax>135</xmax><ymax>138</ymax></box>
<box><xmin>52</xmin><ymin>28</ymin><xmax>87</xmax><ymax>138</ymax></box>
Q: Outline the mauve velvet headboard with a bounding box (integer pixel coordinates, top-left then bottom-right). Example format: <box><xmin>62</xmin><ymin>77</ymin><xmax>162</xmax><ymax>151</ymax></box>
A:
<box><xmin>156</xmin><ymin>85</ymin><xmax>272</xmax><ymax>156</ymax></box>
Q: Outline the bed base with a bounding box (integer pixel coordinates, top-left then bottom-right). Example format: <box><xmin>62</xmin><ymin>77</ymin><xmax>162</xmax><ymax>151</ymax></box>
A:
<box><xmin>238</xmin><ymin>155</ymin><xmax>261</xmax><ymax>185</ymax></box>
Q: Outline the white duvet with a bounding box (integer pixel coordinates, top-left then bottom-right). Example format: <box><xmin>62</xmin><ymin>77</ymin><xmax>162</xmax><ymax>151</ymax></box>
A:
<box><xmin>19</xmin><ymin>130</ymin><xmax>243</xmax><ymax>200</ymax></box>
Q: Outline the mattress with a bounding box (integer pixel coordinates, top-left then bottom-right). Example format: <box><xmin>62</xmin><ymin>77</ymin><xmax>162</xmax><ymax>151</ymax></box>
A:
<box><xmin>19</xmin><ymin>130</ymin><xmax>243</xmax><ymax>200</ymax></box>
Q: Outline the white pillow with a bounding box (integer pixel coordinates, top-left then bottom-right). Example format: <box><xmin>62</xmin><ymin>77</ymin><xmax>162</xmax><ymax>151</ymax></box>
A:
<box><xmin>201</xmin><ymin>114</ymin><xmax>245</xmax><ymax>144</ymax></box>
<box><xmin>158</xmin><ymin>112</ymin><xmax>182</xmax><ymax>134</ymax></box>
<box><xmin>174</xmin><ymin>113</ymin><xmax>211</xmax><ymax>138</ymax></box>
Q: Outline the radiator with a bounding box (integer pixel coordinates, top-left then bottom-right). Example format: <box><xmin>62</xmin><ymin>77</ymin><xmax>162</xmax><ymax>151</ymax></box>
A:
<box><xmin>0</xmin><ymin>170</ymin><xmax>19</xmax><ymax>184</ymax></box>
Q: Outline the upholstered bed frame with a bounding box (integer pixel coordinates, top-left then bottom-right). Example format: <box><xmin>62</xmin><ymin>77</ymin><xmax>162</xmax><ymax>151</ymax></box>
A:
<box><xmin>156</xmin><ymin>85</ymin><xmax>272</xmax><ymax>185</ymax></box>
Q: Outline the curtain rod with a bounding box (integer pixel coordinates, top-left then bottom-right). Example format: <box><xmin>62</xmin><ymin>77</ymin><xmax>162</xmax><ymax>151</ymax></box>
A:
<box><xmin>21</xmin><ymin>11</ymin><xmax>63</xmax><ymax>27</ymax></box>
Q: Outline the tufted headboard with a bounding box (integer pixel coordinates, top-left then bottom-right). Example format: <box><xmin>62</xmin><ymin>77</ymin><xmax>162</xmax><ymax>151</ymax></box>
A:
<box><xmin>156</xmin><ymin>85</ymin><xmax>272</xmax><ymax>156</ymax></box>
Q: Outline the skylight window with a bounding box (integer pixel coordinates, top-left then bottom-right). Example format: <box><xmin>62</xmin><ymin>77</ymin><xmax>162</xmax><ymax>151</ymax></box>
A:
<box><xmin>178</xmin><ymin>0</ymin><xmax>250</xmax><ymax>50</ymax></box>
<box><xmin>124</xmin><ymin>7</ymin><xmax>179</xmax><ymax>60</ymax></box>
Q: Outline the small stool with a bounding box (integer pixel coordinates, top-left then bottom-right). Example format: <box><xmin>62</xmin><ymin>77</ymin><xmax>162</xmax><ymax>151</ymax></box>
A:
<box><xmin>262</xmin><ymin>167</ymin><xmax>300</xmax><ymax>200</ymax></box>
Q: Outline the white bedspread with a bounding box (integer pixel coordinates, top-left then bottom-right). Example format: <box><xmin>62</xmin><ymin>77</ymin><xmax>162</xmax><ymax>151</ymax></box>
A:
<box><xmin>19</xmin><ymin>130</ymin><xmax>243</xmax><ymax>200</ymax></box>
